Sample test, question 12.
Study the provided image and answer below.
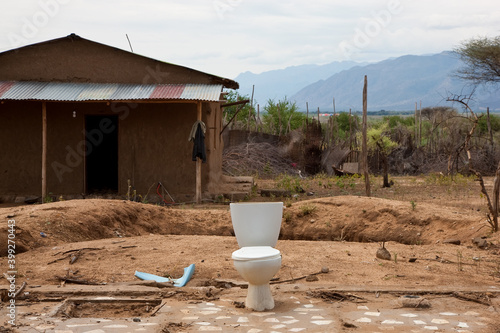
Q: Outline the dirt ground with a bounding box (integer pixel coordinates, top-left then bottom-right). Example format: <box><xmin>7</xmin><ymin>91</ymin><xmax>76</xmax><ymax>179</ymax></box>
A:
<box><xmin>1</xmin><ymin>175</ymin><xmax>500</xmax><ymax>331</ymax></box>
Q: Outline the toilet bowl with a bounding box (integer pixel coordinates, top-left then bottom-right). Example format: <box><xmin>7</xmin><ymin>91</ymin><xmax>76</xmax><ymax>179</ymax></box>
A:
<box><xmin>230</xmin><ymin>202</ymin><xmax>283</xmax><ymax>311</ymax></box>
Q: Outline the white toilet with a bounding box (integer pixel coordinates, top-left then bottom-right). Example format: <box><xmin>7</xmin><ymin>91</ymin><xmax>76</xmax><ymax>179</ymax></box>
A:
<box><xmin>230</xmin><ymin>202</ymin><xmax>283</xmax><ymax>311</ymax></box>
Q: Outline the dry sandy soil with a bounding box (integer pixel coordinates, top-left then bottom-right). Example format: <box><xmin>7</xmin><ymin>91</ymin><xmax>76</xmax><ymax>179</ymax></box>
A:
<box><xmin>1</xmin><ymin>175</ymin><xmax>500</xmax><ymax>331</ymax></box>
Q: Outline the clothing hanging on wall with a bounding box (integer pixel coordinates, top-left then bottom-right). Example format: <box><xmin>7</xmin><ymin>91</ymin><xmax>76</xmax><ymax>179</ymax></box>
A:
<box><xmin>189</xmin><ymin>120</ymin><xmax>206</xmax><ymax>163</ymax></box>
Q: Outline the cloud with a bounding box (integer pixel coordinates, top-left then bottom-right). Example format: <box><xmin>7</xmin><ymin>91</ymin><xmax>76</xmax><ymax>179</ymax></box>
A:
<box><xmin>1</xmin><ymin>0</ymin><xmax>499</xmax><ymax>78</ymax></box>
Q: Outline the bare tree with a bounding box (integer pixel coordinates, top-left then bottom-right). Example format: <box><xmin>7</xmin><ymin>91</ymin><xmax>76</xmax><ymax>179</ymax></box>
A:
<box><xmin>447</xmin><ymin>93</ymin><xmax>499</xmax><ymax>232</ymax></box>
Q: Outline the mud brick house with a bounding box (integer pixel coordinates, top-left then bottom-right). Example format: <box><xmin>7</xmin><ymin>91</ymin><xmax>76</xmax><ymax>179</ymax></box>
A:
<box><xmin>0</xmin><ymin>34</ymin><xmax>239</xmax><ymax>203</ymax></box>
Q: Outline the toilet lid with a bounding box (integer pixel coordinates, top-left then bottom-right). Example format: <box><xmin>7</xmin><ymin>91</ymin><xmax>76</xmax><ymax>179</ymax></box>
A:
<box><xmin>232</xmin><ymin>246</ymin><xmax>281</xmax><ymax>261</ymax></box>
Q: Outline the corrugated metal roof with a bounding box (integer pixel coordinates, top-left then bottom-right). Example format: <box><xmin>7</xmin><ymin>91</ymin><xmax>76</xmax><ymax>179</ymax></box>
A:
<box><xmin>0</xmin><ymin>81</ymin><xmax>223</xmax><ymax>102</ymax></box>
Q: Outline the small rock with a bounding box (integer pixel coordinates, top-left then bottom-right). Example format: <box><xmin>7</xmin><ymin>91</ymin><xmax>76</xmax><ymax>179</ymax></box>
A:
<box><xmin>233</xmin><ymin>301</ymin><xmax>245</xmax><ymax>308</ymax></box>
<box><xmin>376</xmin><ymin>247</ymin><xmax>391</xmax><ymax>260</ymax></box>
<box><xmin>408</xmin><ymin>258</ymin><xmax>417</xmax><ymax>263</ymax></box>
<box><xmin>305</xmin><ymin>274</ymin><xmax>319</xmax><ymax>282</ymax></box>
<box><xmin>476</xmin><ymin>239</ymin><xmax>488</xmax><ymax>248</ymax></box>
<box><xmin>133</xmin><ymin>318</ymin><xmax>141</xmax><ymax>322</ymax></box>
<box><xmin>321</xmin><ymin>267</ymin><xmax>329</xmax><ymax>273</ymax></box>
<box><xmin>472</xmin><ymin>237</ymin><xmax>488</xmax><ymax>249</ymax></box>
<box><xmin>399</xmin><ymin>296</ymin><xmax>431</xmax><ymax>308</ymax></box>
<box><xmin>443</xmin><ymin>239</ymin><xmax>461</xmax><ymax>245</ymax></box>
<box><xmin>24</xmin><ymin>196</ymin><xmax>39</xmax><ymax>204</ymax></box>
<box><xmin>342</xmin><ymin>321</ymin><xmax>358</xmax><ymax>328</ymax></box>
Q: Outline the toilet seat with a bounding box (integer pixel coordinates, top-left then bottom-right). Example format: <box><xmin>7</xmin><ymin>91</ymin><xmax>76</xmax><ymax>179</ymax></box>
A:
<box><xmin>232</xmin><ymin>246</ymin><xmax>281</xmax><ymax>261</ymax></box>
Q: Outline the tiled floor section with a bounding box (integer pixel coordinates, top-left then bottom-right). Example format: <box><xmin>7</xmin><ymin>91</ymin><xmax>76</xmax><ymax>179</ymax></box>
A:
<box><xmin>12</xmin><ymin>296</ymin><xmax>339</xmax><ymax>332</ymax></box>
<box><xmin>345</xmin><ymin>304</ymin><xmax>491</xmax><ymax>332</ymax></box>
<box><xmin>175</xmin><ymin>297</ymin><xmax>336</xmax><ymax>332</ymax></box>
<box><xmin>8</xmin><ymin>293</ymin><xmax>497</xmax><ymax>332</ymax></box>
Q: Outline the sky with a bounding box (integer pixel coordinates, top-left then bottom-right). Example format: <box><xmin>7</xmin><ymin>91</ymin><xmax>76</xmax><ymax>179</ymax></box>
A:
<box><xmin>1</xmin><ymin>0</ymin><xmax>500</xmax><ymax>79</ymax></box>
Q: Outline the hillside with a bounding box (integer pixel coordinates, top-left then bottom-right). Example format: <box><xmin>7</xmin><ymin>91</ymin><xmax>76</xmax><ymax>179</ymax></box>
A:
<box><xmin>234</xmin><ymin>60</ymin><xmax>365</xmax><ymax>105</ymax></box>
<box><xmin>291</xmin><ymin>52</ymin><xmax>499</xmax><ymax>111</ymax></box>
<box><xmin>233</xmin><ymin>52</ymin><xmax>500</xmax><ymax>112</ymax></box>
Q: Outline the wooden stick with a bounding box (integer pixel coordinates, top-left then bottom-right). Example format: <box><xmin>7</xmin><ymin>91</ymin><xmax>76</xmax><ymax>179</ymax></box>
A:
<box><xmin>55</xmin><ymin>276</ymin><xmax>105</xmax><ymax>285</ymax></box>
<box><xmin>256</xmin><ymin>104</ymin><xmax>260</xmax><ymax>132</ymax></box>
<box><xmin>248</xmin><ymin>85</ymin><xmax>254</xmax><ymax>131</ymax></box>
<box><xmin>270</xmin><ymin>270</ymin><xmax>327</xmax><ymax>285</ymax></box>
<box><xmin>42</xmin><ymin>101</ymin><xmax>47</xmax><ymax>199</ymax></box>
<box><xmin>150</xmin><ymin>299</ymin><xmax>169</xmax><ymax>316</ymax></box>
<box><xmin>306</xmin><ymin>102</ymin><xmax>309</xmax><ymax>126</ymax></box>
<box><xmin>220</xmin><ymin>102</ymin><xmax>248</xmax><ymax>134</ymax></box>
<box><xmin>487</xmin><ymin>107</ymin><xmax>493</xmax><ymax>146</ymax></box>
<box><xmin>196</xmin><ymin>101</ymin><xmax>202</xmax><ymax>204</ymax></box>
<box><xmin>419</xmin><ymin>100</ymin><xmax>422</xmax><ymax>145</ymax></box>
<box><xmin>48</xmin><ymin>256</ymin><xmax>71</xmax><ymax>265</ymax></box>
<box><xmin>60</xmin><ymin>247</ymin><xmax>103</xmax><ymax>255</ymax></box>
<box><xmin>278</xmin><ymin>105</ymin><xmax>282</xmax><ymax>136</ymax></box>
<box><xmin>70</xmin><ymin>251</ymin><xmax>81</xmax><ymax>265</ymax></box>
<box><xmin>349</xmin><ymin>109</ymin><xmax>352</xmax><ymax>150</ymax></box>
<box><xmin>362</xmin><ymin>75</ymin><xmax>370</xmax><ymax>197</ymax></box>
<box><xmin>14</xmin><ymin>282</ymin><xmax>27</xmax><ymax>298</ymax></box>
<box><xmin>220</xmin><ymin>99</ymin><xmax>250</xmax><ymax>108</ymax></box>
<box><xmin>50</xmin><ymin>247</ymin><xmax>103</xmax><ymax>264</ymax></box>
<box><xmin>453</xmin><ymin>292</ymin><xmax>491</xmax><ymax>306</ymax></box>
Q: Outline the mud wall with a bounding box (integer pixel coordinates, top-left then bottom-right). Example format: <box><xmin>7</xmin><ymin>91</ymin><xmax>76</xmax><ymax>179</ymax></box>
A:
<box><xmin>0</xmin><ymin>100</ymin><xmax>223</xmax><ymax>200</ymax></box>
<box><xmin>0</xmin><ymin>101</ymin><xmax>42</xmax><ymax>195</ymax></box>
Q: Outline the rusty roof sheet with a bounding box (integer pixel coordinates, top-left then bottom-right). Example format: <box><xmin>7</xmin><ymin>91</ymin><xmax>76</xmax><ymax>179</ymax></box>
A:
<box><xmin>0</xmin><ymin>81</ymin><xmax>223</xmax><ymax>102</ymax></box>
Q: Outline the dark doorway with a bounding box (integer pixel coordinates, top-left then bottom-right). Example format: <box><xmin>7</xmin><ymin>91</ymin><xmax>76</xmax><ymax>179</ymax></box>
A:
<box><xmin>85</xmin><ymin>115</ymin><xmax>118</xmax><ymax>194</ymax></box>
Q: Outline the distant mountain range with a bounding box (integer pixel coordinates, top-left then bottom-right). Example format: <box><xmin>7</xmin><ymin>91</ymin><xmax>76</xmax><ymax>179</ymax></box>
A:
<box><xmin>234</xmin><ymin>52</ymin><xmax>500</xmax><ymax>112</ymax></box>
<box><xmin>234</xmin><ymin>61</ymin><xmax>366</xmax><ymax>106</ymax></box>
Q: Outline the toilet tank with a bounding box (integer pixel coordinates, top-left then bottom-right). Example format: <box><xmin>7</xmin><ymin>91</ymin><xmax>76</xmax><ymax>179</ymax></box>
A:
<box><xmin>230</xmin><ymin>202</ymin><xmax>283</xmax><ymax>248</ymax></box>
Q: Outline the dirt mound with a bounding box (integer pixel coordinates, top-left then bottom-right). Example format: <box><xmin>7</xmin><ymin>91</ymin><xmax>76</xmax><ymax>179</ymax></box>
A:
<box><xmin>0</xmin><ymin>196</ymin><xmax>492</xmax><ymax>257</ymax></box>
<box><xmin>281</xmin><ymin>196</ymin><xmax>488</xmax><ymax>245</ymax></box>
<box><xmin>0</xmin><ymin>200</ymin><xmax>233</xmax><ymax>256</ymax></box>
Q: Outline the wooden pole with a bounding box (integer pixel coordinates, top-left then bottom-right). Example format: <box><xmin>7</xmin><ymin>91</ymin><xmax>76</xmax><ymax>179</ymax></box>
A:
<box><xmin>306</xmin><ymin>102</ymin><xmax>309</xmax><ymax>126</ymax></box>
<box><xmin>334</xmin><ymin>97</ymin><xmax>339</xmax><ymax>144</ymax></box>
<box><xmin>248</xmin><ymin>85</ymin><xmax>254</xmax><ymax>131</ymax></box>
<box><xmin>256</xmin><ymin>104</ymin><xmax>260</xmax><ymax>132</ymax></box>
<box><xmin>196</xmin><ymin>101</ymin><xmax>202</xmax><ymax>204</ymax></box>
<box><xmin>362</xmin><ymin>76</ymin><xmax>370</xmax><ymax>197</ymax></box>
<box><xmin>42</xmin><ymin>102</ymin><xmax>47</xmax><ymax>200</ymax></box>
<box><xmin>349</xmin><ymin>108</ymin><xmax>352</xmax><ymax>150</ymax></box>
<box><xmin>487</xmin><ymin>107</ymin><xmax>493</xmax><ymax>147</ymax></box>
<box><xmin>287</xmin><ymin>114</ymin><xmax>293</xmax><ymax>134</ymax></box>
<box><xmin>328</xmin><ymin>116</ymin><xmax>333</xmax><ymax>145</ymax></box>
<box><xmin>332</xmin><ymin>97</ymin><xmax>336</xmax><ymax>145</ymax></box>
<box><xmin>414</xmin><ymin>102</ymin><xmax>418</xmax><ymax>147</ymax></box>
<box><xmin>419</xmin><ymin>100</ymin><xmax>422</xmax><ymax>146</ymax></box>
<box><xmin>278</xmin><ymin>104</ymin><xmax>282</xmax><ymax>136</ymax></box>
